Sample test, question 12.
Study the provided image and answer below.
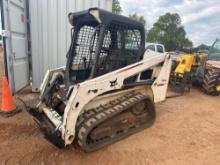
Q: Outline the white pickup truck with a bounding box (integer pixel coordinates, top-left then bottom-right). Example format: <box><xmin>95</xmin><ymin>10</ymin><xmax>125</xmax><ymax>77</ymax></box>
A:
<box><xmin>145</xmin><ymin>43</ymin><xmax>165</xmax><ymax>54</ymax></box>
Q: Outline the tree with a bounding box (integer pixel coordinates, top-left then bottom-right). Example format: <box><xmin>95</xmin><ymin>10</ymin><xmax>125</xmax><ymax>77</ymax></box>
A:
<box><xmin>147</xmin><ymin>13</ymin><xmax>193</xmax><ymax>51</ymax></box>
<box><xmin>196</xmin><ymin>44</ymin><xmax>210</xmax><ymax>50</ymax></box>
<box><xmin>112</xmin><ymin>0</ymin><xmax>122</xmax><ymax>14</ymax></box>
<box><xmin>128</xmin><ymin>13</ymin><xmax>146</xmax><ymax>27</ymax></box>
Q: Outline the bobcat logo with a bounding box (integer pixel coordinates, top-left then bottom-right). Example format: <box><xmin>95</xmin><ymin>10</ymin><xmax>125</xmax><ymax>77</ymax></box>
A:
<box><xmin>110</xmin><ymin>78</ymin><xmax>118</xmax><ymax>87</ymax></box>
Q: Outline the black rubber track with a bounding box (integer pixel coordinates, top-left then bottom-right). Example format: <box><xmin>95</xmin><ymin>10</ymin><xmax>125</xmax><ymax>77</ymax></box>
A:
<box><xmin>76</xmin><ymin>91</ymin><xmax>155</xmax><ymax>152</ymax></box>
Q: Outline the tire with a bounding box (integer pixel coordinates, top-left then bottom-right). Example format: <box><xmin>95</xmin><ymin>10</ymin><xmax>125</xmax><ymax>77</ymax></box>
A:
<box><xmin>202</xmin><ymin>68</ymin><xmax>220</xmax><ymax>96</ymax></box>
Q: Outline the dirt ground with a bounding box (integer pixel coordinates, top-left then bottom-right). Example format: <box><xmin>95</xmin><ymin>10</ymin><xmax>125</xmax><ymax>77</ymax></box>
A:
<box><xmin>0</xmin><ymin>51</ymin><xmax>220</xmax><ymax>165</ymax></box>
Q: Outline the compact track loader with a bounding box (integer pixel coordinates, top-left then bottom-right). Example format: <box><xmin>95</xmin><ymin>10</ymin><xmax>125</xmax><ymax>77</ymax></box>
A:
<box><xmin>29</xmin><ymin>8</ymin><xmax>172</xmax><ymax>151</ymax></box>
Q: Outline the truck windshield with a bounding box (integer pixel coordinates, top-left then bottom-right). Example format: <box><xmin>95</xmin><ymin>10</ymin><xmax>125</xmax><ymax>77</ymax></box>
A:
<box><xmin>209</xmin><ymin>40</ymin><xmax>220</xmax><ymax>60</ymax></box>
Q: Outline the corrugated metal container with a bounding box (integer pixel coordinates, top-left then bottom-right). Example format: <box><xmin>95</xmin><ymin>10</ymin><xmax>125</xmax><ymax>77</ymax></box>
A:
<box><xmin>29</xmin><ymin>0</ymin><xmax>112</xmax><ymax>91</ymax></box>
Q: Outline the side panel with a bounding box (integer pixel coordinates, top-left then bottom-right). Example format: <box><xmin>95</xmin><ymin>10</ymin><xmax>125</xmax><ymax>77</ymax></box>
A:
<box><xmin>29</xmin><ymin>0</ymin><xmax>112</xmax><ymax>91</ymax></box>
<box><xmin>1</xmin><ymin>0</ymin><xmax>29</xmax><ymax>92</ymax></box>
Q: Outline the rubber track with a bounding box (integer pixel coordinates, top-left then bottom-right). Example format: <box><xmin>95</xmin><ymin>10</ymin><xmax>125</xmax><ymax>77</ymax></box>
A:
<box><xmin>76</xmin><ymin>91</ymin><xmax>155</xmax><ymax>152</ymax></box>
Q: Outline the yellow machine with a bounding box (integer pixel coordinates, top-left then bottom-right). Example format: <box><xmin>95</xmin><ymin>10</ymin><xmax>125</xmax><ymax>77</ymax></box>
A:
<box><xmin>171</xmin><ymin>43</ymin><xmax>220</xmax><ymax>95</ymax></box>
<box><xmin>170</xmin><ymin>53</ymin><xmax>207</xmax><ymax>93</ymax></box>
<box><xmin>174</xmin><ymin>54</ymin><xmax>199</xmax><ymax>74</ymax></box>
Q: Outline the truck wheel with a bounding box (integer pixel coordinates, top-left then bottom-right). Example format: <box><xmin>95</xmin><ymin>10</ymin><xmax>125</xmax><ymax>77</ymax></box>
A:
<box><xmin>202</xmin><ymin>68</ymin><xmax>220</xmax><ymax>96</ymax></box>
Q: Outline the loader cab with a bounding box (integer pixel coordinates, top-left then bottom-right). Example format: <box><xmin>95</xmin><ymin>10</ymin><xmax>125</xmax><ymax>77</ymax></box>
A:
<box><xmin>66</xmin><ymin>8</ymin><xmax>145</xmax><ymax>85</ymax></box>
<box><xmin>208</xmin><ymin>38</ymin><xmax>220</xmax><ymax>61</ymax></box>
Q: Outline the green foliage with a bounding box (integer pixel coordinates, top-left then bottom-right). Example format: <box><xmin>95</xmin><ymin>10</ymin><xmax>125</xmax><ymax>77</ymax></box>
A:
<box><xmin>196</xmin><ymin>44</ymin><xmax>210</xmax><ymax>50</ymax></box>
<box><xmin>112</xmin><ymin>0</ymin><xmax>122</xmax><ymax>14</ymax></box>
<box><xmin>128</xmin><ymin>13</ymin><xmax>146</xmax><ymax>27</ymax></box>
<box><xmin>147</xmin><ymin>13</ymin><xmax>193</xmax><ymax>51</ymax></box>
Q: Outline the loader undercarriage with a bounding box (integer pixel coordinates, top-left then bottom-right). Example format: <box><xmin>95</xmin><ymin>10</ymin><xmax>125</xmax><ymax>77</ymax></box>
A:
<box><xmin>76</xmin><ymin>91</ymin><xmax>155</xmax><ymax>152</ymax></box>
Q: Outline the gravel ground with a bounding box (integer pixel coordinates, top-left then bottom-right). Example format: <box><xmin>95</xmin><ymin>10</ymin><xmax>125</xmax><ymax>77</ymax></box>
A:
<box><xmin>0</xmin><ymin>51</ymin><xmax>220</xmax><ymax>165</ymax></box>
